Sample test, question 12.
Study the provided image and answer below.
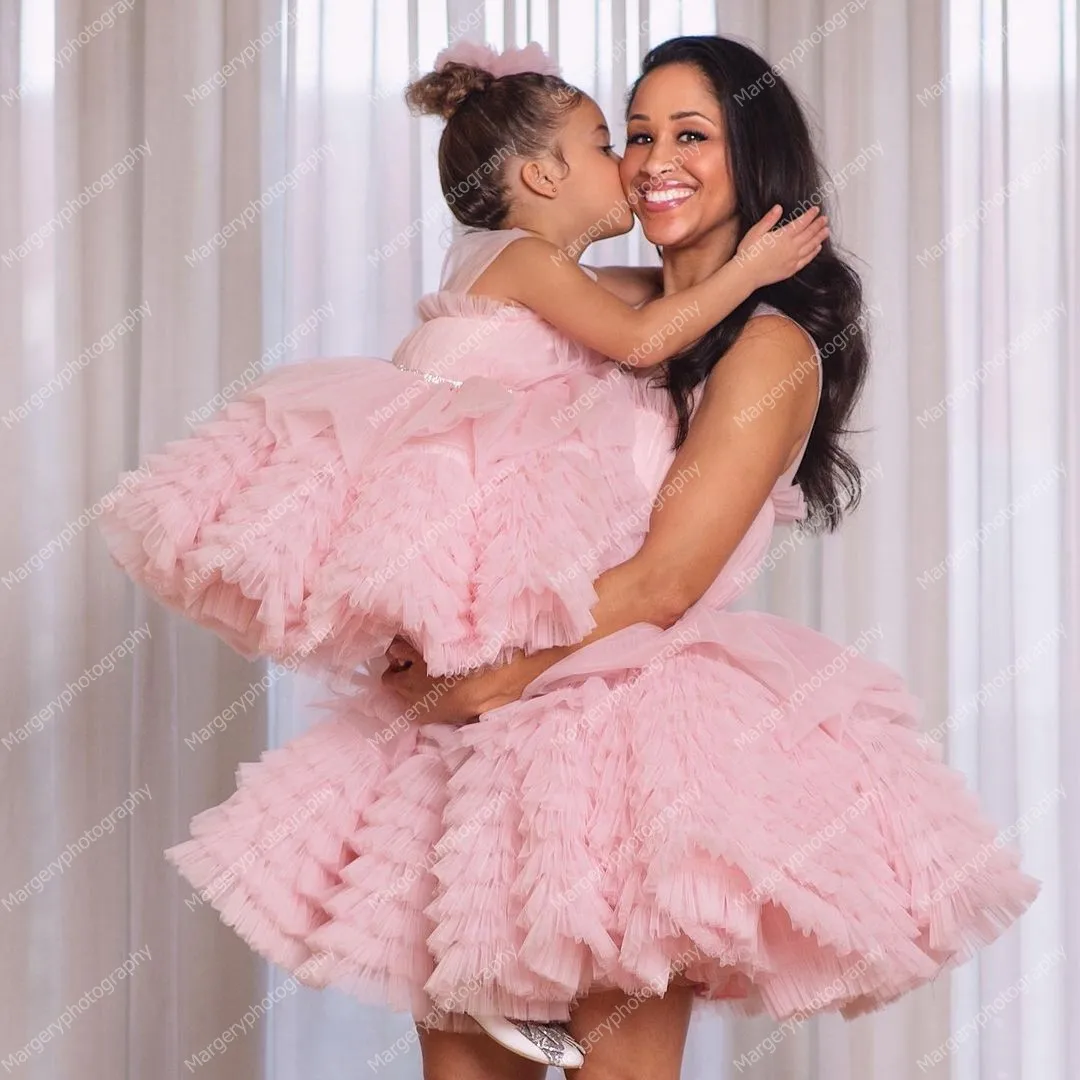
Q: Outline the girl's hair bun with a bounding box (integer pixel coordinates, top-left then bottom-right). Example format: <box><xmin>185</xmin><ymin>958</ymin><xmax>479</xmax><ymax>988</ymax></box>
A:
<box><xmin>405</xmin><ymin>63</ymin><xmax>495</xmax><ymax>120</ymax></box>
<box><xmin>404</xmin><ymin>46</ymin><xmax>581</xmax><ymax>230</ymax></box>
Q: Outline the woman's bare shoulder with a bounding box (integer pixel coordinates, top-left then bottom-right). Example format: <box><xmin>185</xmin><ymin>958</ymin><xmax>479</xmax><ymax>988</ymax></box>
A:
<box><xmin>699</xmin><ymin>313</ymin><xmax>818</xmax><ymax>406</ymax></box>
<box><xmin>689</xmin><ymin>313</ymin><xmax>820</xmax><ymax>470</ymax></box>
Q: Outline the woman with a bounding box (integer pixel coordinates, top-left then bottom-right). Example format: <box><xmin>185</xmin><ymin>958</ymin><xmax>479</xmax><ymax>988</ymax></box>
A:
<box><xmin>378</xmin><ymin>36</ymin><xmax>1037</xmax><ymax>1080</ymax></box>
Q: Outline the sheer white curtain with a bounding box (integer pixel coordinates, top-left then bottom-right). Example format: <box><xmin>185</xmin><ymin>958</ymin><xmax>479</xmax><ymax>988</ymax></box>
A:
<box><xmin>938</xmin><ymin>4</ymin><xmax>1075</xmax><ymax>1080</ymax></box>
<box><xmin>2</xmin><ymin>0</ymin><xmax>281</xmax><ymax>1077</ymax></box>
<box><xmin>2</xmin><ymin>1</ymin><xmax>1074</xmax><ymax>1079</ymax></box>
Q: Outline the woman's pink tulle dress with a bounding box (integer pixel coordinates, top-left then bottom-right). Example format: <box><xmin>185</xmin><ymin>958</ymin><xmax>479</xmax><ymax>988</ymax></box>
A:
<box><xmin>100</xmin><ymin>227</ymin><xmax>1039</xmax><ymax>1032</ymax></box>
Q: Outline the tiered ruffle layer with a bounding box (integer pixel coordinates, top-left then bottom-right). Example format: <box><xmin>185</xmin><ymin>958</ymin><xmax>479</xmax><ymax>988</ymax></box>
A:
<box><xmin>166</xmin><ymin>609</ymin><xmax>1039</xmax><ymax>1028</ymax></box>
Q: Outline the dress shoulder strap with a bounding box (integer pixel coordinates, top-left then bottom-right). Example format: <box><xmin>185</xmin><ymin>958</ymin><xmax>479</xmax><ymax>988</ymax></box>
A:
<box><xmin>440</xmin><ymin>227</ymin><xmax>599</xmax><ymax>294</ymax></box>
<box><xmin>440</xmin><ymin>227</ymin><xmax>535</xmax><ymax>293</ymax></box>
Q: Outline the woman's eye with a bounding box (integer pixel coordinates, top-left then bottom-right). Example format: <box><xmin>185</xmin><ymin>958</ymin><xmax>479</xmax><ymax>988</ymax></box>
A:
<box><xmin>625</xmin><ymin>131</ymin><xmax>704</xmax><ymax>145</ymax></box>
<box><xmin>601</xmin><ymin>144</ymin><xmax>616</xmax><ymax>155</ymax></box>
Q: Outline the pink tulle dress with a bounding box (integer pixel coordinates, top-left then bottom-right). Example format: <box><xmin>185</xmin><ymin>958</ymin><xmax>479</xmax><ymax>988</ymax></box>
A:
<box><xmin>102</xmin><ymin>227</ymin><xmax>1039</xmax><ymax>1033</ymax></box>
<box><xmin>100</xmin><ymin>227</ymin><xmax>671</xmax><ymax>686</ymax></box>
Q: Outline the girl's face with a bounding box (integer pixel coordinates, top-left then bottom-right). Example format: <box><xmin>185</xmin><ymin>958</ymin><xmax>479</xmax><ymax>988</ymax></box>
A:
<box><xmin>620</xmin><ymin>63</ymin><xmax>738</xmax><ymax>250</ymax></box>
<box><xmin>554</xmin><ymin>96</ymin><xmax>634</xmax><ymax>241</ymax></box>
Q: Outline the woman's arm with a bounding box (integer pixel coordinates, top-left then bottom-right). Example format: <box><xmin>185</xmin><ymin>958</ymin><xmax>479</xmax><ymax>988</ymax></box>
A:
<box><xmin>383</xmin><ymin>315</ymin><xmax>820</xmax><ymax>721</ymax></box>
<box><xmin>586</xmin><ymin>266</ymin><xmax>663</xmax><ymax>306</ymax></box>
<box><xmin>471</xmin><ymin>206</ymin><xmax>828</xmax><ymax>367</ymax></box>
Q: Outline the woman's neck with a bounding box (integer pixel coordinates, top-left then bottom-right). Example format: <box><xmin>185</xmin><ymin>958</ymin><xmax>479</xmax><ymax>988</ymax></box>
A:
<box><xmin>660</xmin><ymin>218</ymin><xmax>740</xmax><ymax>296</ymax></box>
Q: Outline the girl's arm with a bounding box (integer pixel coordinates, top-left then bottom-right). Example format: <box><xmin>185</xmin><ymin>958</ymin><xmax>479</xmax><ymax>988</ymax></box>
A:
<box><xmin>383</xmin><ymin>314</ymin><xmax>820</xmax><ymax>723</ymax></box>
<box><xmin>586</xmin><ymin>266</ymin><xmax>663</xmax><ymax>306</ymax></box>
<box><xmin>471</xmin><ymin>205</ymin><xmax>828</xmax><ymax>367</ymax></box>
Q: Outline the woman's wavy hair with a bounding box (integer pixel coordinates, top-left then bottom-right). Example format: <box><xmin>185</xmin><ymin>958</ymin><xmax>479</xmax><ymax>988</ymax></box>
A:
<box><xmin>629</xmin><ymin>36</ymin><xmax>870</xmax><ymax>531</ymax></box>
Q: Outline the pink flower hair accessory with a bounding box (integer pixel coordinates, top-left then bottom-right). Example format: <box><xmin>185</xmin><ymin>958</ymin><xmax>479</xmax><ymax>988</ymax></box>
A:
<box><xmin>433</xmin><ymin>40</ymin><xmax>560</xmax><ymax>78</ymax></box>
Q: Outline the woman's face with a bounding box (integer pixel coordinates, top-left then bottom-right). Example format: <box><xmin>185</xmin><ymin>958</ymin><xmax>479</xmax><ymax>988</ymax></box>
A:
<box><xmin>620</xmin><ymin>63</ymin><xmax>738</xmax><ymax>250</ymax></box>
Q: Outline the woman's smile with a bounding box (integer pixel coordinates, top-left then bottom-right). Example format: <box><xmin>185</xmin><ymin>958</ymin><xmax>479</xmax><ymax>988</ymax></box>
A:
<box><xmin>637</xmin><ymin>179</ymin><xmax>699</xmax><ymax>213</ymax></box>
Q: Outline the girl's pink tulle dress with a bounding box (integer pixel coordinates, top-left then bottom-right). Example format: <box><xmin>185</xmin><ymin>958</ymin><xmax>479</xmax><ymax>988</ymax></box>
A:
<box><xmin>100</xmin><ymin>228</ymin><xmax>667</xmax><ymax>686</ymax></box>
<box><xmin>100</xmin><ymin>228</ymin><xmax>1039</xmax><ymax>1032</ymax></box>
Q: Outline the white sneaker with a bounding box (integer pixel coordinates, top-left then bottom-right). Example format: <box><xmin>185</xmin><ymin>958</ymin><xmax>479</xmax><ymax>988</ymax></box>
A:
<box><xmin>471</xmin><ymin>1014</ymin><xmax>586</xmax><ymax>1069</ymax></box>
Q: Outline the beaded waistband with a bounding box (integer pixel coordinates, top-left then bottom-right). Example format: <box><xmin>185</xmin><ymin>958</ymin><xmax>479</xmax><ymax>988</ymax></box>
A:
<box><xmin>392</xmin><ymin>362</ymin><xmax>463</xmax><ymax>388</ymax></box>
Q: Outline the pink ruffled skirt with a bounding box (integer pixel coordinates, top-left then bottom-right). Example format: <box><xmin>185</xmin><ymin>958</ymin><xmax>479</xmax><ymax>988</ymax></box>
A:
<box><xmin>166</xmin><ymin>607</ymin><xmax>1040</xmax><ymax>1029</ymax></box>
<box><xmin>98</xmin><ymin>356</ymin><xmax>660</xmax><ymax>686</ymax></box>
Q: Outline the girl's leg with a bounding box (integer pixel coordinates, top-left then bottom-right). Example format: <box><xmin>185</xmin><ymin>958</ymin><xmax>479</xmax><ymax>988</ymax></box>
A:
<box><xmin>418</xmin><ymin>1025</ymin><xmax>549</xmax><ymax>1080</ymax></box>
<box><xmin>564</xmin><ymin>984</ymin><xmax>695</xmax><ymax>1080</ymax></box>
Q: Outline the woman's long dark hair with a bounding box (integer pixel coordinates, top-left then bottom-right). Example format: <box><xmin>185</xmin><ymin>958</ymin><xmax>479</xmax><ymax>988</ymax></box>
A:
<box><xmin>630</xmin><ymin>36</ymin><xmax>870</xmax><ymax>531</ymax></box>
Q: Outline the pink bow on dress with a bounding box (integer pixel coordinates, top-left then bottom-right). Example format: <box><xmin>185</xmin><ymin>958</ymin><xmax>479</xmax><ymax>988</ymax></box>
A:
<box><xmin>771</xmin><ymin>481</ymin><xmax>808</xmax><ymax>523</ymax></box>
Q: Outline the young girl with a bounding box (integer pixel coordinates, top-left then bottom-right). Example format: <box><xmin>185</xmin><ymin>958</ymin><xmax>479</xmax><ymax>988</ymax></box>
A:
<box><xmin>100</xmin><ymin>49</ymin><xmax>823</xmax><ymax>691</ymax></box>
<box><xmin>99</xmin><ymin>42</ymin><xmax>826</xmax><ymax>1068</ymax></box>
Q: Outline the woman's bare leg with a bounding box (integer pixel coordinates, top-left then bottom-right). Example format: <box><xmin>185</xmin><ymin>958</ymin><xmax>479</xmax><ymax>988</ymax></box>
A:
<box><xmin>417</xmin><ymin>1025</ymin><xmax>549</xmax><ymax>1080</ymax></box>
<box><xmin>564</xmin><ymin>984</ymin><xmax>695</xmax><ymax>1080</ymax></box>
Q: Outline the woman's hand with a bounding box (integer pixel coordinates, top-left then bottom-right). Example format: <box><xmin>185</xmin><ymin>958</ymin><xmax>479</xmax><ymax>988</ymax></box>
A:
<box><xmin>380</xmin><ymin>635</ymin><xmax>575</xmax><ymax>723</ymax></box>
<box><xmin>379</xmin><ymin>638</ymin><xmax>486</xmax><ymax>725</ymax></box>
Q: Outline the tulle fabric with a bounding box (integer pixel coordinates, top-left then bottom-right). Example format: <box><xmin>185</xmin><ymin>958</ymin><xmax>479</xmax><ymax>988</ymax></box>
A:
<box><xmin>166</xmin><ymin>605</ymin><xmax>1038</xmax><ymax>1028</ymax></box>
<box><xmin>136</xmin><ymin>231</ymin><xmax>1038</xmax><ymax>1029</ymax></box>
<box><xmin>99</xmin><ymin>302</ymin><xmax>665</xmax><ymax>684</ymax></box>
